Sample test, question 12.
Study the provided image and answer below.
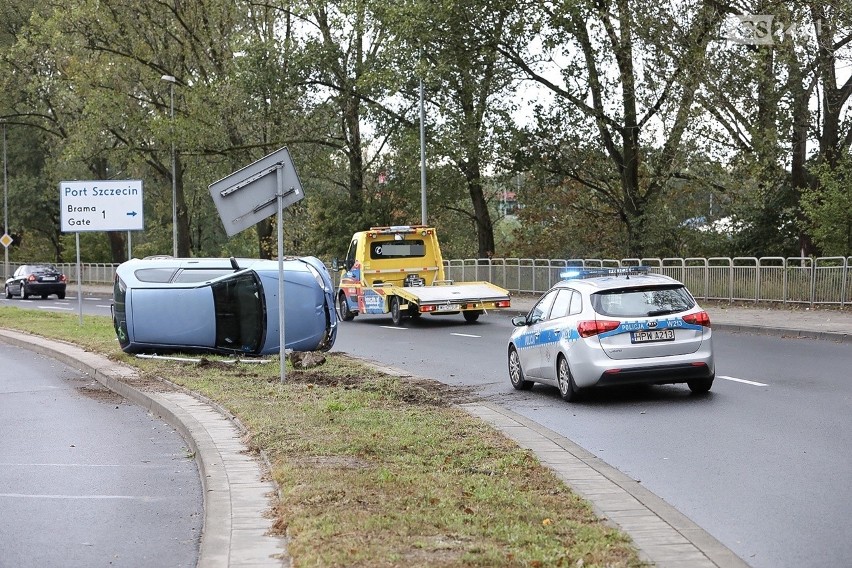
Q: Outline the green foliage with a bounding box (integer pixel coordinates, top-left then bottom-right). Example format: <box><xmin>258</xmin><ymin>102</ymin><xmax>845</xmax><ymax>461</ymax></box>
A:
<box><xmin>803</xmin><ymin>157</ymin><xmax>852</xmax><ymax>257</ymax></box>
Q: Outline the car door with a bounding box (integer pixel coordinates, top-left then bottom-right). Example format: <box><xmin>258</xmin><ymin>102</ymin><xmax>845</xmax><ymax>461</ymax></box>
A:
<box><xmin>536</xmin><ymin>289</ymin><xmax>576</xmax><ymax>381</ymax></box>
<box><xmin>521</xmin><ymin>289</ymin><xmax>558</xmax><ymax>379</ymax></box>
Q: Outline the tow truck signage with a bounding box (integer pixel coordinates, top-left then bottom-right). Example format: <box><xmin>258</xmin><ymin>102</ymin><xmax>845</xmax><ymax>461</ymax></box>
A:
<box><xmin>59</xmin><ymin>180</ymin><xmax>144</xmax><ymax>232</ymax></box>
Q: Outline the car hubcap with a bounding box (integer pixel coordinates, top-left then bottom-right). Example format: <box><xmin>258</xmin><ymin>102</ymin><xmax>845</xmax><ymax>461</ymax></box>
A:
<box><xmin>558</xmin><ymin>361</ymin><xmax>570</xmax><ymax>394</ymax></box>
<box><xmin>509</xmin><ymin>352</ymin><xmax>520</xmax><ymax>382</ymax></box>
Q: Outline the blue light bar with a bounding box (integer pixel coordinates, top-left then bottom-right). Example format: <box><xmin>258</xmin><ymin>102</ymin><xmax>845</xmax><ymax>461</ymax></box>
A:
<box><xmin>559</xmin><ymin>266</ymin><xmax>652</xmax><ymax>280</ymax></box>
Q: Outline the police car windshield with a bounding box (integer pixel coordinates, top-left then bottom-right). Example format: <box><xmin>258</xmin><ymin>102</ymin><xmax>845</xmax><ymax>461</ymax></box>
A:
<box><xmin>592</xmin><ymin>285</ymin><xmax>694</xmax><ymax>318</ymax></box>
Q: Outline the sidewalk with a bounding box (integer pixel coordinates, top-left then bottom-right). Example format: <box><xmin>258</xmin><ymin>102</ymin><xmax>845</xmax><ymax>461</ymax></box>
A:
<box><xmin>4</xmin><ymin>290</ymin><xmax>850</xmax><ymax>567</ymax></box>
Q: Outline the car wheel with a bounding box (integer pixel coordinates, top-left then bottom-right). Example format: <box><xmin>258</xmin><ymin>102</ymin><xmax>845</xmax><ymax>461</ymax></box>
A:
<box><xmin>557</xmin><ymin>355</ymin><xmax>581</xmax><ymax>402</ymax></box>
<box><xmin>337</xmin><ymin>292</ymin><xmax>355</xmax><ymax>321</ymax></box>
<box><xmin>57</xmin><ymin>292</ymin><xmax>66</xmax><ymax>300</ymax></box>
<box><xmin>19</xmin><ymin>284</ymin><xmax>28</xmax><ymax>299</ymax></box>
<box><xmin>463</xmin><ymin>310</ymin><xmax>481</xmax><ymax>323</ymax></box>
<box><xmin>390</xmin><ymin>296</ymin><xmax>403</xmax><ymax>326</ymax></box>
<box><xmin>688</xmin><ymin>376</ymin><xmax>714</xmax><ymax>394</ymax></box>
<box><xmin>508</xmin><ymin>346</ymin><xmax>533</xmax><ymax>390</ymax></box>
<box><xmin>4</xmin><ymin>285</ymin><xmax>11</xmax><ymax>299</ymax></box>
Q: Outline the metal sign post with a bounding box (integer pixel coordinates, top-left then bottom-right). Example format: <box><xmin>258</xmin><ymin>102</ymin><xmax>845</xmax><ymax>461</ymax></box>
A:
<box><xmin>208</xmin><ymin>147</ymin><xmax>304</xmax><ymax>382</ymax></box>
<box><xmin>276</xmin><ymin>166</ymin><xmax>287</xmax><ymax>383</ymax></box>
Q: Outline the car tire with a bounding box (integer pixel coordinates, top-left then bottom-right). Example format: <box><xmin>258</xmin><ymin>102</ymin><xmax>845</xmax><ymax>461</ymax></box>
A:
<box><xmin>390</xmin><ymin>296</ymin><xmax>403</xmax><ymax>326</ymax></box>
<box><xmin>557</xmin><ymin>355</ymin><xmax>581</xmax><ymax>402</ymax></box>
<box><xmin>508</xmin><ymin>346</ymin><xmax>533</xmax><ymax>390</ymax></box>
<box><xmin>463</xmin><ymin>310</ymin><xmax>481</xmax><ymax>323</ymax></box>
<box><xmin>688</xmin><ymin>375</ymin><xmax>714</xmax><ymax>394</ymax></box>
<box><xmin>337</xmin><ymin>292</ymin><xmax>355</xmax><ymax>321</ymax></box>
<box><xmin>19</xmin><ymin>284</ymin><xmax>28</xmax><ymax>299</ymax></box>
<box><xmin>4</xmin><ymin>285</ymin><xmax>11</xmax><ymax>299</ymax></box>
<box><xmin>57</xmin><ymin>292</ymin><xmax>66</xmax><ymax>300</ymax></box>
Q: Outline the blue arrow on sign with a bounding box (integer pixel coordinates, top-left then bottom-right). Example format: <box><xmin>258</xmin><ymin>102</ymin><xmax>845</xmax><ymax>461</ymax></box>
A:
<box><xmin>126</xmin><ymin>211</ymin><xmax>138</xmax><ymax>217</ymax></box>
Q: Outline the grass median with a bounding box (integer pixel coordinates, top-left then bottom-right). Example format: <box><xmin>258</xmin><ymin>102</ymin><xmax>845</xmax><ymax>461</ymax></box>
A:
<box><xmin>0</xmin><ymin>306</ymin><xmax>646</xmax><ymax>567</ymax></box>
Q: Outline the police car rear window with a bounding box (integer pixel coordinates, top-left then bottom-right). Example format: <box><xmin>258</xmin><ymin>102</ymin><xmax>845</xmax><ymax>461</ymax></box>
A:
<box><xmin>370</xmin><ymin>239</ymin><xmax>425</xmax><ymax>259</ymax></box>
<box><xmin>592</xmin><ymin>285</ymin><xmax>694</xmax><ymax>318</ymax></box>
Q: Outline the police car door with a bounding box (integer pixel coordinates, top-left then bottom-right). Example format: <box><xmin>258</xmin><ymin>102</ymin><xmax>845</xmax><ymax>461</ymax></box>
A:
<box><xmin>522</xmin><ymin>289</ymin><xmax>558</xmax><ymax>379</ymax></box>
<box><xmin>538</xmin><ymin>289</ymin><xmax>577</xmax><ymax>381</ymax></box>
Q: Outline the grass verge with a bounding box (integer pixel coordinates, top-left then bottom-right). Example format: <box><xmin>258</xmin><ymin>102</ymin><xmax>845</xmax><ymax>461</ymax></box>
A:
<box><xmin>0</xmin><ymin>305</ymin><xmax>646</xmax><ymax>567</ymax></box>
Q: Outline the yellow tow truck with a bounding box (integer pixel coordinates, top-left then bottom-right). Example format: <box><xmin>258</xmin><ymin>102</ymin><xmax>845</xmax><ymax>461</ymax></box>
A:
<box><xmin>332</xmin><ymin>225</ymin><xmax>512</xmax><ymax>325</ymax></box>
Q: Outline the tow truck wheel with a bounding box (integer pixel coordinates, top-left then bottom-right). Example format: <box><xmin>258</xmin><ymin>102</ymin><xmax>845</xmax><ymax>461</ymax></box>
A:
<box><xmin>390</xmin><ymin>296</ymin><xmax>403</xmax><ymax>326</ymax></box>
<box><xmin>337</xmin><ymin>292</ymin><xmax>355</xmax><ymax>321</ymax></box>
<box><xmin>463</xmin><ymin>310</ymin><xmax>481</xmax><ymax>323</ymax></box>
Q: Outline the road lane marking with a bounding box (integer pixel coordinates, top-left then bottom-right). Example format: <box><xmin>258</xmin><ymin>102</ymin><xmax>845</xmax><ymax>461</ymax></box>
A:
<box><xmin>718</xmin><ymin>375</ymin><xmax>768</xmax><ymax>387</ymax></box>
<box><xmin>451</xmin><ymin>333</ymin><xmax>481</xmax><ymax>338</ymax></box>
<box><xmin>38</xmin><ymin>306</ymin><xmax>75</xmax><ymax>311</ymax></box>
<box><xmin>380</xmin><ymin>326</ymin><xmax>407</xmax><ymax>330</ymax></box>
<box><xmin>0</xmin><ymin>493</ymin><xmax>162</xmax><ymax>501</ymax></box>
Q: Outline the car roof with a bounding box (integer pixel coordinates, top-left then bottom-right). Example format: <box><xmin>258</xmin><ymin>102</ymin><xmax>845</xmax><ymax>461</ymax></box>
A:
<box><xmin>554</xmin><ymin>273</ymin><xmax>683</xmax><ymax>293</ymax></box>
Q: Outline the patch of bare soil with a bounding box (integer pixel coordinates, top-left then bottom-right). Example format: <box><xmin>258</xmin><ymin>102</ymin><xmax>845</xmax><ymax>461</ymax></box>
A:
<box><xmin>284</xmin><ymin>370</ymin><xmax>478</xmax><ymax>406</ymax></box>
<box><xmin>76</xmin><ymin>382</ymin><xmax>124</xmax><ymax>404</ymax></box>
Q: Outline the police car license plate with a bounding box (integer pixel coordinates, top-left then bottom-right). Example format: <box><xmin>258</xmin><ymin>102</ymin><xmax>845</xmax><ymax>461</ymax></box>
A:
<box><xmin>436</xmin><ymin>304</ymin><xmax>460</xmax><ymax>311</ymax></box>
<box><xmin>631</xmin><ymin>329</ymin><xmax>675</xmax><ymax>343</ymax></box>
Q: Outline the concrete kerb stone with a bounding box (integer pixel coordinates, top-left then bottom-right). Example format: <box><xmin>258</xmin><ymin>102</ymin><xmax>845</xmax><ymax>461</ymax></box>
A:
<box><xmin>0</xmin><ymin>329</ymin><xmax>287</xmax><ymax>568</ymax></box>
<box><xmin>463</xmin><ymin>401</ymin><xmax>751</xmax><ymax>568</ymax></box>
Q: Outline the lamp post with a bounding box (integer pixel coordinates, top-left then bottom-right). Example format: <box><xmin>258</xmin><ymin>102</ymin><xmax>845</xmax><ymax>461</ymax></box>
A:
<box><xmin>2</xmin><ymin>120</ymin><xmax>8</xmax><ymax>281</ymax></box>
<box><xmin>161</xmin><ymin>74</ymin><xmax>178</xmax><ymax>257</ymax></box>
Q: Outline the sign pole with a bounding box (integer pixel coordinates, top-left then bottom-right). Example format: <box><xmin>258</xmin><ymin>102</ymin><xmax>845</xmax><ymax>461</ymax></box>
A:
<box><xmin>276</xmin><ymin>165</ymin><xmax>286</xmax><ymax>383</ymax></box>
<box><xmin>75</xmin><ymin>232</ymin><xmax>83</xmax><ymax>325</ymax></box>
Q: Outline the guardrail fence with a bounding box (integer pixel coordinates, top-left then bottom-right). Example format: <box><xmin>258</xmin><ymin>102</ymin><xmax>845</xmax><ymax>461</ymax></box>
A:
<box><xmin>3</xmin><ymin>256</ymin><xmax>850</xmax><ymax>306</ymax></box>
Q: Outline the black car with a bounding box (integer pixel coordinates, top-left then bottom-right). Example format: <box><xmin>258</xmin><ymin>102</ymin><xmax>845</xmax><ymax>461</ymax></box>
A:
<box><xmin>4</xmin><ymin>264</ymin><xmax>67</xmax><ymax>299</ymax></box>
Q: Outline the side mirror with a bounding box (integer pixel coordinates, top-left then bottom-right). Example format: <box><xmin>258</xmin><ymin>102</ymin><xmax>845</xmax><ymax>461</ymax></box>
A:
<box><xmin>331</xmin><ymin>258</ymin><xmax>340</xmax><ymax>272</ymax></box>
<box><xmin>511</xmin><ymin>315</ymin><xmax>527</xmax><ymax>327</ymax></box>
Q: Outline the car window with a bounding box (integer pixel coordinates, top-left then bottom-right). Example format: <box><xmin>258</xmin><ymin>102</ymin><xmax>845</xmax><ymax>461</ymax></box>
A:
<box><xmin>212</xmin><ymin>272</ymin><xmax>264</xmax><ymax>353</ymax></box>
<box><xmin>173</xmin><ymin>268</ymin><xmax>235</xmax><ymax>283</ymax></box>
<box><xmin>592</xmin><ymin>285</ymin><xmax>695</xmax><ymax>317</ymax></box>
<box><xmin>569</xmin><ymin>290</ymin><xmax>582</xmax><ymax>315</ymax></box>
<box><xmin>529</xmin><ymin>289</ymin><xmax>558</xmax><ymax>323</ymax></box>
<box><xmin>370</xmin><ymin>239</ymin><xmax>425</xmax><ymax>260</ymax></box>
<box><xmin>134</xmin><ymin>268</ymin><xmax>178</xmax><ymax>283</ymax></box>
<box><xmin>549</xmin><ymin>289</ymin><xmax>574</xmax><ymax>320</ymax></box>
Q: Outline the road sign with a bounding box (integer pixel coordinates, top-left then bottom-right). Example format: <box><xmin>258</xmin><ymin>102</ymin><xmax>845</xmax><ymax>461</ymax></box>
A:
<box><xmin>0</xmin><ymin>233</ymin><xmax>11</xmax><ymax>248</ymax></box>
<box><xmin>208</xmin><ymin>147</ymin><xmax>303</xmax><ymax>237</ymax></box>
<box><xmin>59</xmin><ymin>180</ymin><xmax>144</xmax><ymax>232</ymax></box>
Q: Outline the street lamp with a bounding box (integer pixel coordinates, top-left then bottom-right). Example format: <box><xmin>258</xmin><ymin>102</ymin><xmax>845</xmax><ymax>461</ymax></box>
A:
<box><xmin>161</xmin><ymin>74</ymin><xmax>178</xmax><ymax>257</ymax></box>
<box><xmin>2</xmin><ymin>120</ymin><xmax>9</xmax><ymax>281</ymax></box>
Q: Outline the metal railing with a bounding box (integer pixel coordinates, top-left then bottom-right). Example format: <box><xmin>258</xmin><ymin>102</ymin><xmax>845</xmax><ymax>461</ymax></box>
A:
<box><xmin>443</xmin><ymin>256</ymin><xmax>851</xmax><ymax>307</ymax></box>
<box><xmin>4</xmin><ymin>256</ymin><xmax>850</xmax><ymax>306</ymax></box>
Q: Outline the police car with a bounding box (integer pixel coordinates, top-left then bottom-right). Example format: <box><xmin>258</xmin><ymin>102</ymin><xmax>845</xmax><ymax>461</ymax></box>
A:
<box><xmin>507</xmin><ymin>267</ymin><xmax>714</xmax><ymax>401</ymax></box>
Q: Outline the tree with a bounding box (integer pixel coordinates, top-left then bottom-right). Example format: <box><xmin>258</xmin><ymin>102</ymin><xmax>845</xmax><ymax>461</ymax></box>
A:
<box><xmin>501</xmin><ymin>0</ymin><xmax>726</xmax><ymax>257</ymax></box>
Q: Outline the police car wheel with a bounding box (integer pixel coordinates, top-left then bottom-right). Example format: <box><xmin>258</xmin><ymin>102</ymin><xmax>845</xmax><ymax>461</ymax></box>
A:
<box><xmin>557</xmin><ymin>355</ymin><xmax>580</xmax><ymax>402</ymax></box>
<box><xmin>508</xmin><ymin>346</ymin><xmax>533</xmax><ymax>390</ymax></box>
<box><xmin>688</xmin><ymin>375</ymin><xmax>714</xmax><ymax>394</ymax></box>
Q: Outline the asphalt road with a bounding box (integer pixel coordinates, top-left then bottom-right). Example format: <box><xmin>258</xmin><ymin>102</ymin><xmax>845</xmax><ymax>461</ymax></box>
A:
<box><xmin>0</xmin><ymin>291</ymin><xmax>113</xmax><ymax>318</ymax></box>
<box><xmin>5</xmin><ymin>290</ymin><xmax>851</xmax><ymax>567</ymax></box>
<box><xmin>0</xmin><ymin>343</ymin><xmax>202</xmax><ymax>568</ymax></box>
<box><xmin>330</xmin><ymin>311</ymin><xmax>852</xmax><ymax>568</ymax></box>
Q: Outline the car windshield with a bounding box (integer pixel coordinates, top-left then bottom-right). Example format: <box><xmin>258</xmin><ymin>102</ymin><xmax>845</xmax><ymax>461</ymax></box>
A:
<box><xmin>591</xmin><ymin>285</ymin><xmax>694</xmax><ymax>317</ymax></box>
<box><xmin>211</xmin><ymin>272</ymin><xmax>265</xmax><ymax>353</ymax></box>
